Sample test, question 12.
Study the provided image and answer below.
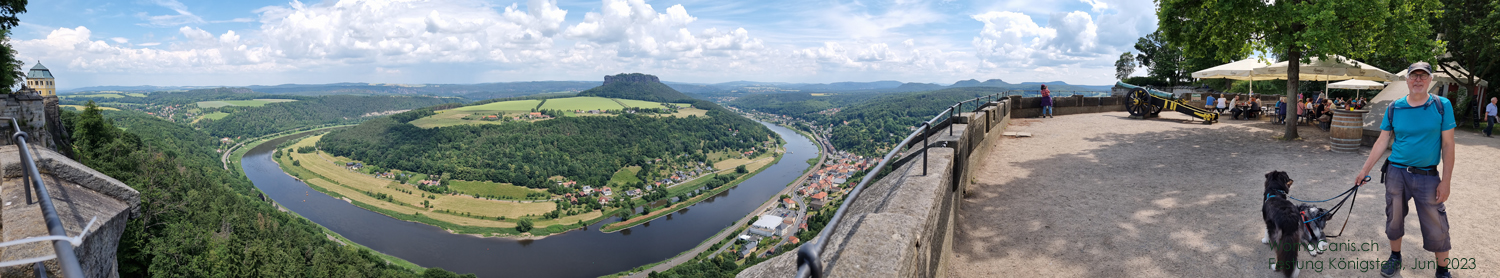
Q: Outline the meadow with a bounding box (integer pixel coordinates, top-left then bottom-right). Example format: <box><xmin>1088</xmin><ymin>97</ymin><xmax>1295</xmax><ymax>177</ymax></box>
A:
<box><xmin>409</xmin><ymin>97</ymin><xmax>702</xmax><ymax>128</ymax></box>
<box><xmin>279</xmin><ymin>134</ymin><xmax>563</xmax><ymax>228</ymax></box>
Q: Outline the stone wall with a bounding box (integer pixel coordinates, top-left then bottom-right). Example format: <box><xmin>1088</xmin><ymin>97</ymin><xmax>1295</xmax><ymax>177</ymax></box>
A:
<box><xmin>0</xmin><ymin>92</ymin><xmax>53</xmax><ymax>149</ymax></box>
<box><xmin>0</xmin><ymin>146</ymin><xmax>138</xmax><ymax>278</ymax></box>
<box><xmin>1006</xmin><ymin>95</ymin><xmax>1126</xmax><ymax>118</ymax></box>
<box><xmin>739</xmin><ymin>99</ymin><xmax>1014</xmax><ymax>278</ymax></box>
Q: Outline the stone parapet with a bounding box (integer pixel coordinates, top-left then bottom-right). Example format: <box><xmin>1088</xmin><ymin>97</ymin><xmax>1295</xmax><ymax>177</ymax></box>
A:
<box><xmin>0</xmin><ymin>146</ymin><xmax>138</xmax><ymax>278</ymax></box>
<box><xmin>740</xmin><ymin>99</ymin><xmax>1012</xmax><ymax>278</ymax></box>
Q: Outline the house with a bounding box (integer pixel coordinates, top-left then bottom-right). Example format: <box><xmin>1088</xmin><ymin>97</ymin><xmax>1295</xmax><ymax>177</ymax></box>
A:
<box><xmin>782</xmin><ymin>198</ymin><xmax>796</xmax><ymax>209</ymax></box>
<box><xmin>483</xmin><ymin>115</ymin><xmax>499</xmax><ymax>120</ymax></box>
<box><xmin>581</xmin><ymin>185</ymin><xmax>593</xmax><ymax>192</ymax></box>
<box><xmin>748</xmin><ymin>215</ymin><xmax>784</xmax><ymax>237</ymax></box>
<box><xmin>811</xmin><ymin>192</ymin><xmax>828</xmax><ymax>201</ymax></box>
<box><xmin>644</xmin><ymin>185</ymin><xmax>653</xmax><ymax>191</ymax></box>
<box><xmin>603</xmin><ymin>188</ymin><xmax>613</xmax><ymax>196</ymax></box>
<box><xmin>599</xmin><ymin>195</ymin><xmax>611</xmax><ymax>204</ymax></box>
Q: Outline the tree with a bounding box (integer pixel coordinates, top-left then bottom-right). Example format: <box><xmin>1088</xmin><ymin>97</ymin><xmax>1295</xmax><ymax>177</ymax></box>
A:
<box><xmin>516</xmin><ymin>218</ymin><xmax>534</xmax><ymax>233</ymax></box>
<box><xmin>736</xmin><ymin>165</ymin><xmax>748</xmax><ymax>174</ymax></box>
<box><xmin>1134</xmin><ymin>31</ymin><xmax>1189</xmax><ymax>87</ymax></box>
<box><xmin>1115</xmin><ymin>52</ymin><xmax>1137</xmax><ymax>81</ymax></box>
<box><xmin>1158</xmin><ymin>0</ymin><xmax>1443</xmax><ymax>140</ymax></box>
<box><xmin>1430</xmin><ymin>0</ymin><xmax>1499</xmax><ymax>123</ymax></box>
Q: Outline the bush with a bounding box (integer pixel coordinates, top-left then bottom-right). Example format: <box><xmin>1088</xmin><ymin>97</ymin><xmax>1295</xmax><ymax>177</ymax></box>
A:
<box><xmin>736</xmin><ymin>165</ymin><xmax>748</xmax><ymax>173</ymax></box>
<box><xmin>516</xmin><ymin>218</ymin><xmax>534</xmax><ymax>233</ymax></box>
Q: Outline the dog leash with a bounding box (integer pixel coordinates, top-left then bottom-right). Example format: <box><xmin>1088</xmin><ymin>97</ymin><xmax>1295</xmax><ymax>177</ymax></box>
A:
<box><xmin>1320</xmin><ymin>176</ymin><xmax>1370</xmax><ymax>238</ymax></box>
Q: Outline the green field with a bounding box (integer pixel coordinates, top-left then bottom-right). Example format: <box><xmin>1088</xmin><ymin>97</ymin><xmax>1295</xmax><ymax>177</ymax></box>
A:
<box><xmin>447</xmin><ymin>180</ymin><xmax>541</xmax><ymax>199</ymax></box>
<box><xmin>609</xmin><ymin>166</ymin><xmax>643</xmax><ymax>186</ymax></box>
<box><xmin>452</xmin><ymin>99</ymin><xmax>542</xmax><ymax>112</ymax></box>
<box><xmin>200</xmin><ymin>112</ymin><xmax>230</xmax><ymax>120</ymax></box>
<box><xmin>616</xmin><ymin>98</ymin><xmax>668</xmax><ymax>108</ymax></box>
<box><xmin>125</xmin><ymin>93</ymin><xmax>147</xmax><ymax>97</ymax></box>
<box><xmin>539</xmin><ymin>97</ymin><xmax>625</xmax><ymax>111</ymax></box>
<box><xmin>196</xmin><ymin>99</ymin><xmax>298</xmax><ymax>108</ymax></box>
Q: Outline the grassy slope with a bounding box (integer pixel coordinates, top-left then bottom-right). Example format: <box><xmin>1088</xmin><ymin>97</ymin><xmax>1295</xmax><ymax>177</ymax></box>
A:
<box><xmin>539</xmin><ymin>96</ymin><xmax>626</xmax><ymax>111</ymax></box>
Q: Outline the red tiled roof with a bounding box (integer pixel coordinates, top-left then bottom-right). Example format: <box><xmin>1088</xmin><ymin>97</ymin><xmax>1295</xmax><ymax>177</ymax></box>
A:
<box><xmin>811</xmin><ymin>192</ymin><xmax>828</xmax><ymax>200</ymax></box>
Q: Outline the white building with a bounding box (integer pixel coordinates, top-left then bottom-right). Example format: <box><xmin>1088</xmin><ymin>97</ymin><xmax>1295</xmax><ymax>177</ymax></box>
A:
<box><xmin>748</xmin><ymin>215</ymin><xmax>785</xmax><ymax>237</ymax></box>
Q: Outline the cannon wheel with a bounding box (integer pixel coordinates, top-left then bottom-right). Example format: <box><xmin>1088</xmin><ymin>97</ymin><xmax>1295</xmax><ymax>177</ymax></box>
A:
<box><xmin>1126</xmin><ymin>88</ymin><xmax>1153</xmax><ymax>117</ymax></box>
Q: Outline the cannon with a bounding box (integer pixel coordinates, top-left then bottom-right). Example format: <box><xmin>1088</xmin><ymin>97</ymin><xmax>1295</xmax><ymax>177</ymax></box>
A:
<box><xmin>1116</xmin><ymin>81</ymin><xmax>1218</xmax><ymax>124</ymax></box>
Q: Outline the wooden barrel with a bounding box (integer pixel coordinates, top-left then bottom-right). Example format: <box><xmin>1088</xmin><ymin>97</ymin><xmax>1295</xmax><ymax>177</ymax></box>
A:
<box><xmin>1330</xmin><ymin>109</ymin><xmax>1369</xmax><ymax>153</ymax></box>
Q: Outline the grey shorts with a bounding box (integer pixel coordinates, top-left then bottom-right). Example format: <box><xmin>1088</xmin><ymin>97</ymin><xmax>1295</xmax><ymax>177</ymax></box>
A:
<box><xmin>1384</xmin><ymin>164</ymin><xmax>1452</xmax><ymax>252</ymax></box>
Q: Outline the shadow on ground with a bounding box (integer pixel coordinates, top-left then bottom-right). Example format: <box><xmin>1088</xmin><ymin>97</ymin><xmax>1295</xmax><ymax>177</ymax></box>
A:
<box><xmin>947</xmin><ymin>112</ymin><xmax>1498</xmax><ymax>277</ymax></box>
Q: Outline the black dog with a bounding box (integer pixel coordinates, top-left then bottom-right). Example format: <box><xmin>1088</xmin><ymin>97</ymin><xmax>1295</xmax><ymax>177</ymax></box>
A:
<box><xmin>1261</xmin><ymin>171</ymin><xmax>1330</xmax><ymax>277</ymax></box>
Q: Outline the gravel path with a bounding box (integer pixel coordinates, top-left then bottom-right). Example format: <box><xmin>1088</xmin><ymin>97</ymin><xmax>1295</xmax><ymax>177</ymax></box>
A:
<box><xmin>950</xmin><ymin>111</ymin><xmax>1500</xmax><ymax>278</ymax></box>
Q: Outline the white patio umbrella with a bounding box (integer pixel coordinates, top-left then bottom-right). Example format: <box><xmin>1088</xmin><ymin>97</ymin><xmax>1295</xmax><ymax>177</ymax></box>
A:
<box><xmin>1192</xmin><ymin>58</ymin><xmax>1273</xmax><ymax>94</ymax></box>
<box><xmin>1252</xmin><ymin>55</ymin><xmax>1397</xmax><ymax>100</ymax></box>
<box><xmin>1327</xmin><ymin>79</ymin><xmax>1385</xmax><ymax>99</ymax></box>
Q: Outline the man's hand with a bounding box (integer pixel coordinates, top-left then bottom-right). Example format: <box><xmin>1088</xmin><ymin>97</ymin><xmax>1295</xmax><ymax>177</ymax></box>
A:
<box><xmin>1436</xmin><ymin>179</ymin><xmax>1450</xmax><ymax>204</ymax></box>
<box><xmin>1355</xmin><ymin>174</ymin><xmax>1371</xmax><ymax>187</ymax></box>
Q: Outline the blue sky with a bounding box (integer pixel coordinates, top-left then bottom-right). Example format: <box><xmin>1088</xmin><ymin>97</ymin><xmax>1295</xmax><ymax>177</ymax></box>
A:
<box><xmin>11</xmin><ymin>0</ymin><xmax>1159</xmax><ymax>89</ymax></box>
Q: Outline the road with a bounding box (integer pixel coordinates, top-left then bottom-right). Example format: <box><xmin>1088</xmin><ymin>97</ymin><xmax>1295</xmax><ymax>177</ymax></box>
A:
<box><xmin>623</xmin><ymin>125</ymin><xmax>829</xmax><ymax>278</ymax></box>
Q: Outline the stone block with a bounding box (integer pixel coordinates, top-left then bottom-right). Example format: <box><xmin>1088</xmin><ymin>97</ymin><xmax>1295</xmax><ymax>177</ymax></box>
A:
<box><xmin>0</xmin><ymin>146</ymin><xmax>138</xmax><ymax>278</ymax></box>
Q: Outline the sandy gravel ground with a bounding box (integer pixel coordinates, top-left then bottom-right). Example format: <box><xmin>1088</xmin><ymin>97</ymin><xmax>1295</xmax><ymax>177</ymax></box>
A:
<box><xmin>950</xmin><ymin>111</ymin><xmax>1500</xmax><ymax>278</ymax></box>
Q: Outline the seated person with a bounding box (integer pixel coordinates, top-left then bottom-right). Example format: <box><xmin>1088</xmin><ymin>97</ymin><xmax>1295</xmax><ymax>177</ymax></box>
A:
<box><xmin>1247</xmin><ymin>101</ymin><xmax>1263</xmax><ymax>118</ymax></box>
<box><xmin>1230</xmin><ymin>106</ymin><xmax>1244</xmax><ymax>120</ymax></box>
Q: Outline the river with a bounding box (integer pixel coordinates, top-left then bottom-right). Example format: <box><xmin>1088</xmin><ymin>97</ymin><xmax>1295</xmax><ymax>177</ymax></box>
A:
<box><xmin>240</xmin><ymin>122</ymin><xmax>818</xmax><ymax>277</ymax></box>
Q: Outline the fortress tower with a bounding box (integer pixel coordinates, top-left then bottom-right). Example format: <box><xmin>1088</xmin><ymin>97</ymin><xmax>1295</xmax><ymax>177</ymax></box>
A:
<box><xmin>26</xmin><ymin>62</ymin><xmax>55</xmax><ymax>96</ymax></box>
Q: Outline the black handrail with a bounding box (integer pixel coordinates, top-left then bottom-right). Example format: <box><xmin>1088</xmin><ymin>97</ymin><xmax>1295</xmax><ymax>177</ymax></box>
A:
<box><xmin>793</xmin><ymin>91</ymin><xmax>1014</xmax><ymax>278</ymax></box>
<box><xmin>3</xmin><ymin>117</ymin><xmax>86</xmax><ymax>277</ymax></box>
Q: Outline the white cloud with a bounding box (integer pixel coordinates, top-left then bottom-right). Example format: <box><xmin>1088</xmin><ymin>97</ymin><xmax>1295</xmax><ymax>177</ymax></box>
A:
<box><xmin>110</xmin><ymin>37</ymin><xmax>128</xmax><ymax>44</ymax></box>
<box><xmin>970</xmin><ymin>10</ymin><xmax>1111</xmax><ymax>70</ymax></box>
<box><xmin>563</xmin><ymin>0</ymin><xmax>762</xmax><ymax>60</ymax></box>
<box><xmin>1080</xmin><ymin>0</ymin><xmax>1110</xmax><ymax>13</ymax></box>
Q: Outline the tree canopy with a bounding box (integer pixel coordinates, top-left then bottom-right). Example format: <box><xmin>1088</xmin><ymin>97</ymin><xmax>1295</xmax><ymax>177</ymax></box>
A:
<box><xmin>1157</xmin><ymin>0</ymin><xmax>1443</xmax><ymax>139</ymax></box>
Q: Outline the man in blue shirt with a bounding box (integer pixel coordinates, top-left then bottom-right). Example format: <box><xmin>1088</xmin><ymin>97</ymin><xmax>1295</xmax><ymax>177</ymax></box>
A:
<box><xmin>1205</xmin><ymin>94</ymin><xmax>1216</xmax><ymax>112</ymax></box>
<box><xmin>1485</xmin><ymin>97</ymin><xmax>1496</xmax><ymax>137</ymax></box>
<box><xmin>1355</xmin><ymin>62</ymin><xmax>1455</xmax><ymax>278</ymax></box>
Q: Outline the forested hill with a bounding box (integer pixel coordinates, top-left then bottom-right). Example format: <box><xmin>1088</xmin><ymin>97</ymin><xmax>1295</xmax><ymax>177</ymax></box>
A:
<box><xmin>822</xmin><ymin>87</ymin><xmax>1007</xmax><ymax>156</ymax></box>
<box><xmin>576</xmin><ymin>73</ymin><xmax>693</xmax><ymax>102</ymax></box>
<box><xmin>727</xmin><ymin>92</ymin><xmax>882</xmax><ymax>121</ymax></box>
<box><xmin>318</xmin><ymin>100</ymin><xmax>773</xmax><ymax>189</ymax></box>
<box><xmin>62</xmin><ymin>104</ymin><xmax>473</xmax><ymax>277</ymax></box>
<box><xmin>203</xmin><ymin>95</ymin><xmax>455</xmax><ymax>138</ymax></box>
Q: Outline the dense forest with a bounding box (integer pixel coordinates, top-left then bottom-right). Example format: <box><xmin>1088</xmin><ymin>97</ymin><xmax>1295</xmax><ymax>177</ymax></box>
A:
<box><xmin>62</xmin><ymin>103</ymin><xmax>473</xmax><ymax>277</ymax></box>
<box><xmin>202</xmin><ymin>95</ymin><xmax>456</xmax><ymax>138</ymax></box>
<box><xmin>726</xmin><ymin>92</ymin><xmax>880</xmax><ymax>121</ymax></box>
<box><xmin>822</xmin><ymin>87</ymin><xmax>1006</xmax><ymax>156</ymax></box>
<box><xmin>317</xmin><ymin>100</ymin><xmax>772</xmax><ymax>189</ymax></box>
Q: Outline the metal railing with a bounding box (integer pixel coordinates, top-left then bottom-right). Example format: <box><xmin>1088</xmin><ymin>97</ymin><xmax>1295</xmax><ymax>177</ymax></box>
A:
<box><xmin>0</xmin><ymin>117</ymin><xmax>89</xmax><ymax>277</ymax></box>
<box><xmin>794</xmin><ymin>92</ymin><xmax>1011</xmax><ymax>278</ymax></box>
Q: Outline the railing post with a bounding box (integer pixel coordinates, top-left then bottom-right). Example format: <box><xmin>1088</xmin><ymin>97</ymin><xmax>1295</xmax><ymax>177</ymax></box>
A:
<box><xmin>922</xmin><ymin>123</ymin><xmax>929</xmax><ymax>176</ymax></box>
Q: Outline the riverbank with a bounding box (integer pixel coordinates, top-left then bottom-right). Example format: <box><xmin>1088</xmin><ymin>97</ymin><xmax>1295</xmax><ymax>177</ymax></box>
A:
<box><xmin>606</xmin><ymin>120</ymin><xmax>829</xmax><ymax>277</ymax></box>
<box><xmin>274</xmin><ymin>133</ymin><xmax>613</xmax><ymax>239</ymax></box>
<box><xmin>599</xmin><ymin>151</ymin><xmax>782</xmax><ymax>233</ymax></box>
<box><xmin>227</xmin><ymin>128</ymin><xmax>423</xmax><ymax>272</ymax></box>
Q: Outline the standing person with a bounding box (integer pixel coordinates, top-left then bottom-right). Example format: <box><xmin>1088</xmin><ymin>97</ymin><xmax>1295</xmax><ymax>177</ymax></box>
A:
<box><xmin>1296</xmin><ymin>99</ymin><xmax>1307</xmax><ymax>124</ymax></box>
<box><xmin>1353</xmin><ymin>62</ymin><xmax>1456</xmax><ymax>278</ymax></box>
<box><xmin>1275</xmin><ymin>97</ymin><xmax>1287</xmax><ymax>124</ymax></box>
<box><xmin>1217</xmin><ymin>94</ymin><xmax>1228</xmax><ymax>113</ymax></box>
<box><xmin>1039</xmin><ymin>85</ymin><xmax>1053</xmax><ymax>118</ymax></box>
<box><xmin>1486</xmin><ymin>97</ymin><xmax>1497</xmax><ymax>137</ymax></box>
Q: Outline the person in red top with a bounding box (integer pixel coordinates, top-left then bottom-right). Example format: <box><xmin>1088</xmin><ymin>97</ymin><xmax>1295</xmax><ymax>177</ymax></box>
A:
<box><xmin>1039</xmin><ymin>85</ymin><xmax>1054</xmax><ymax>118</ymax></box>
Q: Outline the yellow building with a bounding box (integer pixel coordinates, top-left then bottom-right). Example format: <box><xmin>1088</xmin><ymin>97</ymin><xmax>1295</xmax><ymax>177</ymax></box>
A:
<box><xmin>26</xmin><ymin>62</ymin><xmax>55</xmax><ymax>96</ymax></box>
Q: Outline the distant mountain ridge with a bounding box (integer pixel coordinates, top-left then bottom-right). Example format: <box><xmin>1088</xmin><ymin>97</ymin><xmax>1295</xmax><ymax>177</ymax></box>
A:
<box><xmin>64</xmin><ymin>78</ymin><xmax>1112</xmax><ymax>99</ymax></box>
<box><xmin>577</xmin><ymin>73</ymin><xmax>693</xmax><ymax>102</ymax></box>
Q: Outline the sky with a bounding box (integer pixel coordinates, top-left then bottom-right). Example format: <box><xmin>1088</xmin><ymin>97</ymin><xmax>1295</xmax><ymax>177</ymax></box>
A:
<box><xmin>11</xmin><ymin>0</ymin><xmax>1160</xmax><ymax>89</ymax></box>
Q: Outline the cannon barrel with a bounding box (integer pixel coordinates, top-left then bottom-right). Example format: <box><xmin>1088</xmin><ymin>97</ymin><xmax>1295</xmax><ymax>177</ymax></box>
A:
<box><xmin>1115</xmin><ymin>81</ymin><xmax>1175</xmax><ymax>98</ymax></box>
